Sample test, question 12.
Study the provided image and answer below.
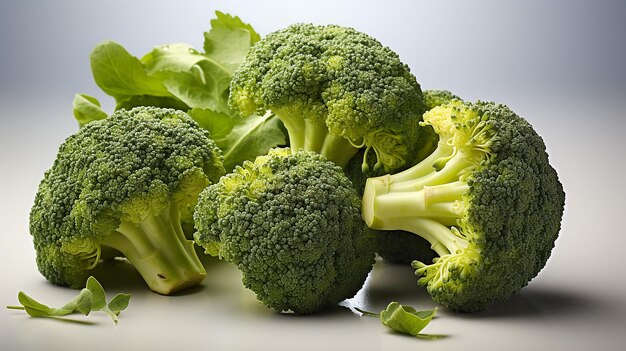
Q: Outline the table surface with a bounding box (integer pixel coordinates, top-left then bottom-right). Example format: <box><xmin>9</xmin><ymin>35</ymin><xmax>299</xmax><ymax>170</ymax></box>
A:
<box><xmin>1</xmin><ymin>96</ymin><xmax>625</xmax><ymax>351</ymax></box>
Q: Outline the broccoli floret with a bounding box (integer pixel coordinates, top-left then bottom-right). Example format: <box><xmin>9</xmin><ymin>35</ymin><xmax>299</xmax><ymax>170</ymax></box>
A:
<box><xmin>362</xmin><ymin>101</ymin><xmax>565</xmax><ymax>312</ymax></box>
<box><xmin>30</xmin><ymin>107</ymin><xmax>225</xmax><ymax>295</ymax></box>
<box><xmin>423</xmin><ymin>89</ymin><xmax>462</xmax><ymax>111</ymax></box>
<box><xmin>346</xmin><ymin>90</ymin><xmax>462</xmax><ymax>265</ymax></box>
<box><xmin>194</xmin><ymin>148</ymin><xmax>374</xmax><ymax>314</ymax></box>
<box><xmin>229</xmin><ymin>23</ymin><xmax>427</xmax><ymax>172</ymax></box>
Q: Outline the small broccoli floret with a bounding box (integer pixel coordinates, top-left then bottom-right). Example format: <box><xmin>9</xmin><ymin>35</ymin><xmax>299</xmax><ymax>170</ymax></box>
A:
<box><xmin>230</xmin><ymin>23</ymin><xmax>428</xmax><ymax>172</ymax></box>
<box><xmin>423</xmin><ymin>90</ymin><xmax>462</xmax><ymax>111</ymax></box>
<box><xmin>362</xmin><ymin>101</ymin><xmax>565</xmax><ymax>312</ymax></box>
<box><xmin>30</xmin><ymin>107</ymin><xmax>225</xmax><ymax>295</ymax></box>
<box><xmin>194</xmin><ymin>148</ymin><xmax>374</xmax><ymax>314</ymax></box>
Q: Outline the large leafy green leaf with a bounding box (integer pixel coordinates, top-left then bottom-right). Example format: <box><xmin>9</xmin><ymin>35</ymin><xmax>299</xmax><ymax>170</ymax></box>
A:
<box><xmin>90</xmin><ymin>41</ymin><xmax>170</xmax><ymax>101</ymax></box>
<box><xmin>142</xmin><ymin>43</ymin><xmax>209</xmax><ymax>76</ymax></box>
<box><xmin>160</xmin><ymin>60</ymin><xmax>232</xmax><ymax>113</ymax></box>
<box><xmin>203</xmin><ymin>11</ymin><xmax>260</xmax><ymax>75</ymax></box>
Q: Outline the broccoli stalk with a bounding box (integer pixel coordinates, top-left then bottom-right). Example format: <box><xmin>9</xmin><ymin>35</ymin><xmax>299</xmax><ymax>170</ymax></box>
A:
<box><xmin>100</xmin><ymin>203</ymin><xmax>205</xmax><ymax>294</ymax></box>
<box><xmin>362</xmin><ymin>100</ymin><xmax>565</xmax><ymax>312</ymax></box>
<box><xmin>273</xmin><ymin>107</ymin><xmax>360</xmax><ymax>167</ymax></box>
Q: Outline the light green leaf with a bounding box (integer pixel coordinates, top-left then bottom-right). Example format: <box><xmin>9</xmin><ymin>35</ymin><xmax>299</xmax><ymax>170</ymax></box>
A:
<box><xmin>61</xmin><ymin>288</ymin><xmax>94</xmax><ymax>316</ymax></box>
<box><xmin>7</xmin><ymin>276</ymin><xmax>130</xmax><ymax>325</ymax></box>
<box><xmin>90</xmin><ymin>41</ymin><xmax>170</xmax><ymax>101</ymax></box>
<box><xmin>161</xmin><ymin>60</ymin><xmax>232</xmax><ymax>113</ymax></box>
<box><xmin>73</xmin><ymin>94</ymin><xmax>108</xmax><ymax>127</ymax></box>
<box><xmin>189</xmin><ymin>108</ymin><xmax>286</xmax><ymax>171</ymax></box>
<box><xmin>203</xmin><ymin>11</ymin><xmax>260</xmax><ymax>75</ymax></box>
<box><xmin>142</xmin><ymin>43</ymin><xmax>208</xmax><ymax>76</ymax></box>
<box><xmin>379</xmin><ymin>302</ymin><xmax>437</xmax><ymax>337</ymax></box>
<box><xmin>108</xmin><ymin>294</ymin><xmax>131</xmax><ymax>314</ymax></box>
<box><xmin>86</xmin><ymin>276</ymin><xmax>107</xmax><ymax>310</ymax></box>
<box><xmin>14</xmin><ymin>289</ymin><xmax>93</xmax><ymax>317</ymax></box>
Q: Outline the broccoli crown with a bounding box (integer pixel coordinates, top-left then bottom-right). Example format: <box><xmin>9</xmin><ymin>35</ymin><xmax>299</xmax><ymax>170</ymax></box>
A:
<box><xmin>194</xmin><ymin>148</ymin><xmax>374</xmax><ymax>314</ymax></box>
<box><xmin>30</xmin><ymin>106</ymin><xmax>224</xmax><ymax>294</ymax></box>
<box><xmin>362</xmin><ymin>100</ymin><xmax>565</xmax><ymax>312</ymax></box>
<box><xmin>230</xmin><ymin>23</ymin><xmax>426</xmax><ymax>171</ymax></box>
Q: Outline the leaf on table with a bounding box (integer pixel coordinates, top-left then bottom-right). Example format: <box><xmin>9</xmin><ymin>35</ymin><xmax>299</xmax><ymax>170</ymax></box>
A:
<box><xmin>379</xmin><ymin>302</ymin><xmax>437</xmax><ymax>337</ymax></box>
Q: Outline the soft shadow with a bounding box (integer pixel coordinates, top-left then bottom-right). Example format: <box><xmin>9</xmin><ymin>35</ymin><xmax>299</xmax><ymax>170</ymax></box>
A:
<box><xmin>456</xmin><ymin>285</ymin><xmax>607</xmax><ymax>319</ymax></box>
<box><xmin>360</xmin><ymin>261</ymin><xmax>432</xmax><ymax>308</ymax></box>
<box><xmin>89</xmin><ymin>257</ymin><xmax>219</xmax><ymax>296</ymax></box>
<box><xmin>88</xmin><ymin>258</ymin><xmax>151</xmax><ymax>294</ymax></box>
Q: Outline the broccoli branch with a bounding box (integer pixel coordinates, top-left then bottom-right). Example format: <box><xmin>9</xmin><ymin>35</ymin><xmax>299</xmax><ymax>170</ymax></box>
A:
<box><xmin>274</xmin><ymin>108</ymin><xmax>359</xmax><ymax>168</ymax></box>
<box><xmin>362</xmin><ymin>144</ymin><xmax>474</xmax><ymax>257</ymax></box>
<box><xmin>100</xmin><ymin>203</ymin><xmax>206</xmax><ymax>295</ymax></box>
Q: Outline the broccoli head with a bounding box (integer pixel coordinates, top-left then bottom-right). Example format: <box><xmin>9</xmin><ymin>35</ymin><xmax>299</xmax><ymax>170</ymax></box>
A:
<box><xmin>229</xmin><ymin>23</ymin><xmax>427</xmax><ymax>172</ymax></box>
<box><xmin>194</xmin><ymin>148</ymin><xmax>374</xmax><ymax>314</ymax></box>
<box><xmin>30</xmin><ymin>107</ymin><xmax>225</xmax><ymax>295</ymax></box>
<box><xmin>362</xmin><ymin>100</ymin><xmax>565</xmax><ymax>312</ymax></box>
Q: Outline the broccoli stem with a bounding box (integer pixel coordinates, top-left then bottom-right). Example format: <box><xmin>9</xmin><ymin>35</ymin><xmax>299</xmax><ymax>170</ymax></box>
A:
<box><xmin>100</xmin><ymin>204</ymin><xmax>206</xmax><ymax>295</ymax></box>
<box><xmin>275</xmin><ymin>110</ymin><xmax>359</xmax><ymax>168</ymax></box>
<box><xmin>362</xmin><ymin>145</ymin><xmax>471</xmax><ymax>257</ymax></box>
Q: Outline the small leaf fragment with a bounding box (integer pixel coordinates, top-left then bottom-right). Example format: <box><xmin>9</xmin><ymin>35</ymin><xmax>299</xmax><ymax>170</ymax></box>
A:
<box><xmin>379</xmin><ymin>302</ymin><xmax>437</xmax><ymax>337</ymax></box>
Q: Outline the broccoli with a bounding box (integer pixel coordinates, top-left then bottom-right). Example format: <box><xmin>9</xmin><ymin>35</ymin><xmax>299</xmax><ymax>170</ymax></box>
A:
<box><xmin>30</xmin><ymin>107</ymin><xmax>225</xmax><ymax>295</ymax></box>
<box><xmin>229</xmin><ymin>23</ymin><xmax>428</xmax><ymax>172</ymax></box>
<box><xmin>194</xmin><ymin>148</ymin><xmax>374</xmax><ymax>314</ymax></box>
<box><xmin>348</xmin><ymin>89</ymin><xmax>462</xmax><ymax>265</ymax></box>
<box><xmin>423</xmin><ymin>89</ymin><xmax>462</xmax><ymax>111</ymax></box>
<box><xmin>361</xmin><ymin>100</ymin><xmax>565</xmax><ymax>312</ymax></box>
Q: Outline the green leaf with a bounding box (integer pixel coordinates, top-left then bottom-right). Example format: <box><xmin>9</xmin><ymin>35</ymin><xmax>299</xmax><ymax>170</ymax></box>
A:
<box><xmin>61</xmin><ymin>288</ymin><xmax>94</xmax><ymax>316</ymax></box>
<box><xmin>73</xmin><ymin>94</ymin><xmax>108</xmax><ymax>127</ymax></box>
<box><xmin>90</xmin><ymin>41</ymin><xmax>171</xmax><ymax>101</ymax></box>
<box><xmin>203</xmin><ymin>11</ymin><xmax>260</xmax><ymax>75</ymax></box>
<box><xmin>108</xmin><ymin>294</ymin><xmax>131</xmax><ymax>314</ymax></box>
<box><xmin>86</xmin><ymin>276</ymin><xmax>106</xmax><ymax>310</ymax></box>
<box><xmin>142</xmin><ymin>43</ymin><xmax>208</xmax><ymax>76</ymax></box>
<box><xmin>7</xmin><ymin>276</ymin><xmax>130</xmax><ymax>325</ymax></box>
<box><xmin>189</xmin><ymin>108</ymin><xmax>287</xmax><ymax>171</ymax></box>
<box><xmin>14</xmin><ymin>289</ymin><xmax>93</xmax><ymax>317</ymax></box>
<box><xmin>379</xmin><ymin>302</ymin><xmax>437</xmax><ymax>337</ymax></box>
<box><xmin>160</xmin><ymin>60</ymin><xmax>232</xmax><ymax>113</ymax></box>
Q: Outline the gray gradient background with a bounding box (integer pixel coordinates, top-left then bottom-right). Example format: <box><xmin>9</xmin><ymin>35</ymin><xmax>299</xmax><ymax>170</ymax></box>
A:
<box><xmin>1</xmin><ymin>1</ymin><xmax>625</xmax><ymax>350</ymax></box>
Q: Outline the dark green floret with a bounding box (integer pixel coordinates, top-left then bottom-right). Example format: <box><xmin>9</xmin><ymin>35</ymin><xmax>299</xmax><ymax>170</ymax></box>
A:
<box><xmin>194</xmin><ymin>148</ymin><xmax>375</xmax><ymax>314</ymax></box>
<box><xmin>230</xmin><ymin>23</ymin><xmax>427</xmax><ymax>172</ymax></box>
<box><xmin>30</xmin><ymin>107</ymin><xmax>225</xmax><ymax>295</ymax></box>
<box><xmin>362</xmin><ymin>100</ymin><xmax>565</xmax><ymax>312</ymax></box>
